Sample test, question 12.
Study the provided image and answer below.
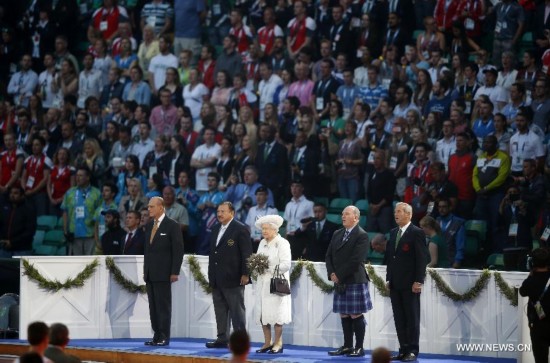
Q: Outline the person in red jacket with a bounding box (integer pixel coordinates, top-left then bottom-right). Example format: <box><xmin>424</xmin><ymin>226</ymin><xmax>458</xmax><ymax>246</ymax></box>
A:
<box><xmin>434</xmin><ymin>0</ymin><xmax>461</xmax><ymax>34</ymax></box>
<box><xmin>448</xmin><ymin>132</ymin><xmax>476</xmax><ymax>219</ymax></box>
<box><xmin>198</xmin><ymin>45</ymin><xmax>216</xmax><ymax>91</ymax></box>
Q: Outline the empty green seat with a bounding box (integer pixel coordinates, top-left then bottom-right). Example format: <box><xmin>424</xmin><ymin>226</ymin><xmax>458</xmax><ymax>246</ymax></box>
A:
<box><xmin>326</xmin><ymin>213</ymin><xmax>341</xmax><ymax>225</ymax></box>
<box><xmin>37</xmin><ymin>215</ymin><xmax>58</xmax><ymax>231</ymax></box>
<box><xmin>43</xmin><ymin>230</ymin><xmax>66</xmax><ymax>247</ymax></box>
<box><xmin>329</xmin><ymin>198</ymin><xmax>353</xmax><ymax>214</ymax></box>
<box><xmin>355</xmin><ymin>199</ymin><xmax>369</xmax><ymax>214</ymax></box>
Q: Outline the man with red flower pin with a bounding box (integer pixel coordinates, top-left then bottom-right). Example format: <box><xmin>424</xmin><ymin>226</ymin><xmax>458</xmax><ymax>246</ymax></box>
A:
<box><xmin>384</xmin><ymin>202</ymin><xmax>428</xmax><ymax>362</ymax></box>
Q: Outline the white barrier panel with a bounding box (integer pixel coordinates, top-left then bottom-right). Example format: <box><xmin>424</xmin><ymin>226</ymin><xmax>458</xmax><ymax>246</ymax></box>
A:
<box><xmin>19</xmin><ymin>256</ymin><xmax>532</xmax><ymax>360</ymax></box>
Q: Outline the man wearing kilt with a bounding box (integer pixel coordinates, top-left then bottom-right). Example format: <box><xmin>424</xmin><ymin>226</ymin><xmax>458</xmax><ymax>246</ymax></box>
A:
<box><xmin>325</xmin><ymin>205</ymin><xmax>372</xmax><ymax>357</ymax></box>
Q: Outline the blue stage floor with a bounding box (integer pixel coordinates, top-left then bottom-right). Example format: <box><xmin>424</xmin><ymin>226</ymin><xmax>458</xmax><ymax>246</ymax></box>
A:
<box><xmin>1</xmin><ymin>338</ymin><xmax>516</xmax><ymax>363</ymax></box>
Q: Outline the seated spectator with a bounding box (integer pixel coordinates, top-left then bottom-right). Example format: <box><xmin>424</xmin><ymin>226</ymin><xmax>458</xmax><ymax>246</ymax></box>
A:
<box><xmin>18</xmin><ymin>321</ymin><xmax>52</xmax><ymax>363</ymax></box>
<box><xmin>44</xmin><ymin>323</ymin><xmax>81</xmax><ymax>363</ymax></box>
<box><xmin>0</xmin><ymin>185</ymin><xmax>36</xmax><ymax>258</ymax></box>
<box><xmin>419</xmin><ymin>215</ymin><xmax>449</xmax><ymax>268</ymax></box>
<box><xmin>294</xmin><ymin>202</ymin><xmax>338</xmax><ymax>262</ymax></box>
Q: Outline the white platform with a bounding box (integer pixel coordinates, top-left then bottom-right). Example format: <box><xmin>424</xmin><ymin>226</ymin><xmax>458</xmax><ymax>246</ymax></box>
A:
<box><xmin>18</xmin><ymin>256</ymin><xmax>532</xmax><ymax>361</ymax></box>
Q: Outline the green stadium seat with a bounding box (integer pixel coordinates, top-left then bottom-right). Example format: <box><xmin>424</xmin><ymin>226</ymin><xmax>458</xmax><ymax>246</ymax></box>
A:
<box><xmin>37</xmin><ymin>215</ymin><xmax>58</xmax><ymax>231</ymax></box>
<box><xmin>359</xmin><ymin>215</ymin><xmax>367</xmax><ymax>228</ymax></box>
<box><xmin>32</xmin><ymin>231</ymin><xmax>45</xmax><ymax>251</ymax></box>
<box><xmin>43</xmin><ymin>230</ymin><xmax>66</xmax><ymax>247</ymax></box>
<box><xmin>486</xmin><ymin>253</ymin><xmax>504</xmax><ymax>269</ymax></box>
<box><xmin>367</xmin><ymin>249</ymin><xmax>385</xmax><ymax>265</ymax></box>
<box><xmin>355</xmin><ymin>199</ymin><xmax>369</xmax><ymax>214</ymax></box>
<box><xmin>329</xmin><ymin>198</ymin><xmax>352</xmax><ymax>214</ymax></box>
<box><xmin>55</xmin><ymin>217</ymin><xmax>64</xmax><ymax>230</ymax></box>
<box><xmin>412</xmin><ymin>29</ymin><xmax>423</xmax><ymax>42</ymax></box>
<box><xmin>326</xmin><ymin>213</ymin><xmax>341</xmax><ymax>225</ymax></box>
<box><xmin>465</xmin><ymin>220</ymin><xmax>487</xmax><ymax>243</ymax></box>
<box><xmin>314</xmin><ymin>197</ymin><xmax>329</xmax><ymax>208</ymax></box>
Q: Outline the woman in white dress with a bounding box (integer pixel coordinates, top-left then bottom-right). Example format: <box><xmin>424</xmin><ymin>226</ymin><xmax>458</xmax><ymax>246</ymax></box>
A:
<box><xmin>254</xmin><ymin>214</ymin><xmax>291</xmax><ymax>354</ymax></box>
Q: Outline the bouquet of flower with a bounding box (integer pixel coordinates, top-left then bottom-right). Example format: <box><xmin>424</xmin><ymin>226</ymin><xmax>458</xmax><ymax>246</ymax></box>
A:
<box><xmin>247</xmin><ymin>253</ymin><xmax>270</xmax><ymax>280</ymax></box>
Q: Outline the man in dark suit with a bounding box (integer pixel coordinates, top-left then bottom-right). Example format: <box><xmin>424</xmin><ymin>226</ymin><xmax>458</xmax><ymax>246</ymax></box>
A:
<box><xmin>256</xmin><ymin>123</ymin><xmax>289</xmax><ymax>209</ymax></box>
<box><xmin>123</xmin><ymin>210</ymin><xmax>145</xmax><ymax>255</ymax></box>
<box><xmin>384</xmin><ymin>202</ymin><xmax>428</xmax><ymax>361</ymax></box>
<box><xmin>143</xmin><ymin>197</ymin><xmax>184</xmax><ymax>346</ymax></box>
<box><xmin>326</xmin><ymin>206</ymin><xmax>372</xmax><ymax>358</ymax></box>
<box><xmin>289</xmin><ymin>130</ymin><xmax>319</xmax><ymax>199</ymax></box>
<box><xmin>100</xmin><ymin>209</ymin><xmax>126</xmax><ymax>255</ymax></box>
<box><xmin>295</xmin><ymin>202</ymin><xmax>339</xmax><ymax>261</ymax></box>
<box><xmin>206</xmin><ymin>201</ymin><xmax>253</xmax><ymax>348</ymax></box>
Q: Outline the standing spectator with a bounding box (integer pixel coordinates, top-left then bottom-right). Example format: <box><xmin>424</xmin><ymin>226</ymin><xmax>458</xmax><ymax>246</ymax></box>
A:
<box><xmin>90</xmin><ymin>0</ymin><xmax>128</xmax><ymax>43</ymax></box>
<box><xmin>258</xmin><ymin>62</ymin><xmax>283</xmax><ymax>122</ymax></box>
<box><xmin>229</xmin><ymin>9</ymin><xmax>253</xmax><ymax>56</ymax></box>
<box><xmin>448</xmin><ymin>133</ymin><xmax>476</xmax><ymax>219</ymax></box>
<box><xmin>196</xmin><ymin>172</ymin><xmax>225</xmax><ymax>254</ymax></box>
<box><xmin>245</xmin><ymin>186</ymin><xmax>278</xmax><ymax>252</ymax></box>
<box><xmin>498</xmin><ymin>185</ymin><xmax>533</xmax><ymax>251</ymax></box>
<box><xmin>258</xmin><ymin>7</ymin><xmax>284</xmax><ymax>57</ymax></box>
<box><xmin>0</xmin><ymin>185</ymin><xmax>36</xmax><ymax>258</ymax></box>
<box><xmin>367</xmin><ymin>150</ymin><xmax>397</xmax><ymax>234</ymax></box>
<box><xmin>21</xmin><ymin>136</ymin><xmax>53</xmax><ymax>216</ymax></box>
<box><xmin>436</xmin><ymin>120</ymin><xmax>456</xmax><ymax>167</ymax></box>
<box><xmin>225</xmin><ymin>166</ymin><xmax>275</xmax><ymax>221</ymax></box>
<box><xmin>492</xmin><ymin>0</ymin><xmax>524</xmax><ymax>65</ymax></box>
<box><xmin>311</xmin><ymin>59</ymin><xmax>340</xmax><ymax>121</ymax></box>
<box><xmin>424</xmin><ymin>79</ymin><xmax>452</xmax><ymax>121</ymax></box>
<box><xmin>359</xmin><ymin>65</ymin><xmax>388</xmax><ymax>112</ymax></box>
<box><xmin>148</xmin><ymin>36</ymin><xmax>178</xmax><ymax>96</ymax></box>
<box><xmin>256</xmin><ymin>124</ymin><xmax>289</xmax><ymax>208</ymax></box>
<box><xmin>173</xmin><ymin>0</ymin><xmax>206</xmax><ymax>62</ymax></box>
<box><xmin>206</xmin><ymin>202</ymin><xmax>252</xmax><ymax>348</ymax></box>
<box><xmin>77</xmin><ymin>54</ymin><xmax>102</xmax><ymax>109</ymax></box>
<box><xmin>474</xmin><ymin>69</ymin><xmax>508</xmax><ymax>113</ymax></box>
<box><xmin>7</xmin><ymin>54</ymin><xmax>38</xmax><ymax>107</ymax></box>
<box><xmin>436</xmin><ymin>198</ymin><xmax>466</xmax><ymax>268</ymax></box>
<box><xmin>191</xmin><ymin>127</ymin><xmax>222</xmax><ymax>194</ymax></box>
<box><xmin>283</xmin><ymin>179</ymin><xmax>314</xmax><ymax>259</ymax></box>
<box><xmin>336</xmin><ymin>121</ymin><xmax>363</xmax><ymax>202</ymax></box>
<box><xmin>177</xmin><ymin>109</ymin><xmax>200</xmax><ymax>155</ymax></box>
<box><xmin>501</xmin><ymin>82</ymin><xmax>527</xmax><ymax>129</ymax></box>
<box><xmin>253</xmin><ymin>214</ymin><xmax>291</xmax><ymax>355</ymax></box>
<box><xmin>140</xmin><ymin>0</ymin><xmax>173</xmax><ymax>37</ymax></box>
<box><xmin>405</xmin><ymin>142</ymin><xmax>432</xmax><ymax>218</ymax></box>
<box><xmin>132</xmin><ymin>122</ymin><xmax>155</xmax><ymax>167</ymax></box>
<box><xmin>47</xmin><ymin>148</ymin><xmax>75</xmax><ymax>216</ymax></box>
<box><xmin>509</xmin><ymin>107</ymin><xmax>545</xmax><ymax>176</ymax></box>
<box><xmin>384</xmin><ymin>203</ymin><xmax>428</xmax><ymax>362</ymax></box>
<box><xmin>93</xmin><ymin>182</ymin><xmax>118</xmax><ymax>253</ymax></box>
<box><xmin>175</xmin><ymin>170</ymin><xmax>200</xmax><ymax>252</ymax></box>
<box><xmin>294</xmin><ymin>202</ymin><xmax>338</xmax><ymax>261</ymax></box>
<box><xmin>44</xmin><ymin>323</ymin><xmax>82</xmax><ymax>363</ymax></box>
<box><xmin>419</xmin><ymin>215</ymin><xmax>449</xmax><ymax>268</ymax></box>
<box><xmin>288</xmin><ymin>62</ymin><xmax>314</xmax><ymax>107</ymax></box>
<box><xmin>37</xmin><ymin>53</ymin><xmax>59</xmax><ymax>110</ymax></box>
<box><xmin>472</xmin><ymin>99</ymin><xmax>495</xmax><ymax>145</ymax></box>
<box><xmin>286</xmin><ymin>0</ymin><xmax>316</xmax><ymax>59</ymax></box>
<box><xmin>531</xmin><ymin>78</ymin><xmax>550</xmax><ymax>133</ymax></box>
<box><xmin>0</xmin><ymin>132</ymin><xmax>24</xmax><ymax>195</ymax></box>
<box><xmin>100</xmin><ymin>209</ymin><xmax>126</xmax><ymax>255</ymax></box>
<box><xmin>163</xmin><ymin>185</ymin><xmax>189</xmax><ymax>235</ymax></box>
<box><xmin>137</xmin><ymin>25</ymin><xmax>159</xmax><ymax>82</ymax></box>
<box><xmin>198</xmin><ymin>45</ymin><xmax>217</xmax><ymax>91</ymax></box>
<box><xmin>53</xmin><ymin>35</ymin><xmax>78</xmax><ymax>73</ymax></box>
<box><xmin>183</xmin><ymin>69</ymin><xmax>210</xmax><ymax>121</ymax></box>
<box><xmin>213</xmin><ymin>35</ymin><xmax>243</xmax><ymax>81</ymax></box>
<box><xmin>425</xmin><ymin>162</ymin><xmax>459</xmax><ymax>216</ymax></box>
<box><xmin>207</xmin><ymin>0</ymin><xmax>231</xmax><ymax>47</ymax></box>
<box><xmin>62</xmin><ymin>166</ymin><xmax>102</xmax><ymax>255</ymax></box>
<box><xmin>326</xmin><ymin>206</ymin><xmax>372</xmax><ymax>358</ymax></box>
<box><xmin>99</xmin><ymin>68</ymin><xmax>124</xmax><ymax>109</ymax></box>
<box><xmin>150</xmin><ymin>88</ymin><xmax>178</xmax><ymax>136</ymax></box>
<box><xmin>118</xmin><ymin>178</ymin><xmax>148</xmax><ymax>227</ymax></box>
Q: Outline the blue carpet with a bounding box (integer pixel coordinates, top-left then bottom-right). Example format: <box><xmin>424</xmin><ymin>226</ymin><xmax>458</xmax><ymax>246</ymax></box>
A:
<box><xmin>0</xmin><ymin>338</ymin><xmax>516</xmax><ymax>363</ymax></box>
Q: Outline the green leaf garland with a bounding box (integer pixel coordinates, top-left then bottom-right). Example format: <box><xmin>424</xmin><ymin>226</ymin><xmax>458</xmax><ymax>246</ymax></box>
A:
<box><xmin>22</xmin><ymin>258</ymin><xmax>99</xmax><ymax>292</ymax></box>
<box><xmin>305</xmin><ymin>262</ymin><xmax>335</xmax><ymax>293</ymax></box>
<box><xmin>289</xmin><ymin>260</ymin><xmax>305</xmax><ymax>284</ymax></box>
<box><xmin>366</xmin><ymin>264</ymin><xmax>390</xmax><ymax>297</ymax></box>
<box><xmin>187</xmin><ymin>255</ymin><xmax>213</xmax><ymax>294</ymax></box>
<box><xmin>105</xmin><ymin>257</ymin><xmax>146</xmax><ymax>294</ymax></box>
<box><xmin>428</xmin><ymin>268</ymin><xmax>491</xmax><ymax>302</ymax></box>
<box><xmin>493</xmin><ymin>271</ymin><xmax>518</xmax><ymax>307</ymax></box>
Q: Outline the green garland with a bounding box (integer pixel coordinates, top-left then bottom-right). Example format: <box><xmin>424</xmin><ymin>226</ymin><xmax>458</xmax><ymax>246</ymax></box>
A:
<box><xmin>493</xmin><ymin>271</ymin><xmax>518</xmax><ymax>307</ymax></box>
<box><xmin>290</xmin><ymin>260</ymin><xmax>305</xmax><ymax>284</ymax></box>
<box><xmin>105</xmin><ymin>257</ymin><xmax>146</xmax><ymax>294</ymax></box>
<box><xmin>22</xmin><ymin>258</ymin><xmax>99</xmax><ymax>292</ymax></box>
<box><xmin>366</xmin><ymin>264</ymin><xmax>390</xmax><ymax>297</ymax></box>
<box><xmin>187</xmin><ymin>255</ymin><xmax>213</xmax><ymax>294</ymax></box>
<box><xmin>428</xmin><ymin>268</ymin><xmax>491</xmax><ymax>302</ymax></box>
<box><xmin>305</xmin><ymin>262</ymin><xmax>335</xmax><ymax>293</ymax></box>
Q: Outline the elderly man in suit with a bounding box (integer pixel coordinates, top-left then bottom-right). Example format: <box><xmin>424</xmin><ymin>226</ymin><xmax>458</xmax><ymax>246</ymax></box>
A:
<box><xmin>295</xmin><ymin>202</ymin><xmax>339</xmax><ymax>261</ymax></box>
<box><xmin>143</xmin><ymin>197</ymin><xmax>184</xmax><ymax>346</ymax></box>
<box><xmin>206</xmin><ymin>201</ymin><xmax>253</xmax><ymax>348</ymax></box>
<box><xmin>384</xmin><ymin>202</ymin><xmax>428</xmax><ymax>361</ymax></box>
<box><xmin>326</xmin><ymin>206</ymin><xmax>372</xmax><ymax>358</ymax></box>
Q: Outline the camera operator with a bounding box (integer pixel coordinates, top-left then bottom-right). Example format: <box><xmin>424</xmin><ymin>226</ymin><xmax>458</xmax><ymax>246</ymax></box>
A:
<box><xmin>519</xmin><ymin>248</ymin><xmax>550</xmax><ymax>363</ymax></box>
<box><xmin>498</xmin><ymin>185</ymin><xmax>533</xmax><ymax>252</ymax></box>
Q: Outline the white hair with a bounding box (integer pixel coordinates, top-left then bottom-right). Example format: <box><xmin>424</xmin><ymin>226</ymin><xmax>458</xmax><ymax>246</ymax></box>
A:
<box><xmin>345</xmin><ymin>205</ymin><xmax>360</xmax><ymax>218</ymax></box>
<box><xmin>395</xmin><ymin>202</ymin><xmax>412</xmax><ymax>215</ymax></box>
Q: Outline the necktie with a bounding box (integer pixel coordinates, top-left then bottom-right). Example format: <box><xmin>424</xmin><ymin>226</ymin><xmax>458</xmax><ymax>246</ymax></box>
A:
<box><xmin>316</xmin><ymin>222</ymin><xmax>321</xmax><ymax>239</ymax></box>
<box><xmin>150</xmin><ymin>220</ymin><xmax>158</xmax><ymax>244</ymax></box>
<box><xmin>395</xmin><ymin>229</ymin><xmax>402</xmax><ymax>250</ymax></box>
<box><xmin>125</xmin><ymin>232</ymin><xmax>133</xmax><ymax>252</ymax></box>
<box><xmin>263</xmin><ymin>144</ymin><xmax>271</xmax><ymax>161</ymax></box>
<box><xmin>342</xmin><ymin>229</ymin><xmax>350</xmax><ymax>242</ymax></box>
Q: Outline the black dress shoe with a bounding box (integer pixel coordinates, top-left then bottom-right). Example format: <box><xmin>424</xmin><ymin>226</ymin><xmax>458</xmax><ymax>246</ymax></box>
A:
<box><xmin>390</xmin><ymin>353</ymin><xmax>405</xmax><ymax>360</ymax></box>
<box><xmin>154</xmin><ymin>339</ymin><xmax>169</xmax><ymax>346</ymax></box>
<box><xmin>256</xmin><ymin>345</ymin><xmax>273</xmax><ymax>353</ymax></box>
<box><xmin>144</xmin><ymin>339</ymin><xmax>156</xmax><ymax>346</ymax></box>
<box><xmin>401</xmin><ymin>353</ymin><xmax>417</xmax><ymax>361</ymax></box>
<box><xmin>347</xmin><ymin>347</ymin><xmax>365</xmax><ymax>357</ymax></box>
<box><xmin>268</xmin><ymin>345</ymin><xmax>283</xmax><ymax>354</ymax></box>
<box><xmin>206</xmin><ymin>340</ymin><xmax>228</xmax><ymax>348</ymax></box>
<box><xmin>328</xmin><ymin>346</ymin><xmax>354</xmax><ymax>356</ymax></box>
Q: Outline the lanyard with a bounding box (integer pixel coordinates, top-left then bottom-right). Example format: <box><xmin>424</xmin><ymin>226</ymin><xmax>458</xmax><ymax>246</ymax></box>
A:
<box><xmin>317</xmin><ymin>78</ymin><xmax>332</xmax><ymax>97</ymax></box>
<box><xmin>386</xmin><ymin>29</ymin><xmax>400</xmax><ymax>45</ymax></box>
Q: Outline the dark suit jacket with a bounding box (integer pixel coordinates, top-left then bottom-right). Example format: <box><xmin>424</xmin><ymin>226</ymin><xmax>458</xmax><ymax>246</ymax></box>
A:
<box><xmin>325</xmin><ymin>225</ymin><xmax>370</xmax><ymax>284</ymax></box>
<box><xmin>296</xmin><ymin>219</ymin><xmax>339</xmax><ymax>262</ymax></box>
<box><xmin>208</xmin><ymin>219</ymin><xmax>252</xmax><ymax>289</ymax></box>
<box><xmin>534</xmin><ymin>3</ymin><xmax>550</xmax><ymax>45</ymax></box>
<box><xmin>44</xmin><ymin>345</ymin><xmax>81</xmax><ymax>363</ymax></box>
<box><xmin>384</xmin><ymin>224</ymin><xmax>428</xmax><ymax>290</ymax></box>
<box><xmin>124</xmin><ymin>228</ymin><xmax>145</xmax><ymax>255</ymax></box>
<box><xmin>143</xmin><ymin>215</ymin><xmax>184</xmax><ymax>282</ymax></box>
<box><xmin>255</xmin><ymin>141</ymin><xmax>289</xmax><ymax>193</ymax></box>
<box><xmin>289</xmin><ymin>145</ymin><xmax>319</xmax><ymax>194</ymax></box>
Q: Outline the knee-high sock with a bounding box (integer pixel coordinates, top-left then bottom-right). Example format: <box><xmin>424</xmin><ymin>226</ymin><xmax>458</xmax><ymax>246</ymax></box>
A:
<box><xmin>352</xmin><ymin>315</ymin><xmax>366</xmax><ymax>349</ymax></box>
<box><xmin>341</xmin><ymin>317</ymin><xmax>353</xmax><ymax>348</ymax></box>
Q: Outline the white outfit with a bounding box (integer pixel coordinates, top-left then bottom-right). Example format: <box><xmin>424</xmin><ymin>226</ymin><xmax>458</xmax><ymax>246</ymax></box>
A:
<box><xmin>254</xmin><ymin>234</ymin><xmax>292</xmax><ymax>326</ymax></box>
<box><xmin>182</xmin><ymin>83</ymin><xmax>210</xmax><ymax>120</ymax></box>
<box><xmin>148</xmin><ymin>52</ymin><xmax>178</xmax><ymax>90</ymax></box>
<box><xmin>191</xmin><ymin>143</ymin><xmax>222</xmax><ymax>191</ymax></box>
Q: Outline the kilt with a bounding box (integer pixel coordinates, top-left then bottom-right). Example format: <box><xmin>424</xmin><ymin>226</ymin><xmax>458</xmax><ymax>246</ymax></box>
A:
<box><xmin>333</xmin><ymin>282</ymin><xmax>373</xmax><ymax>314</ymax></box>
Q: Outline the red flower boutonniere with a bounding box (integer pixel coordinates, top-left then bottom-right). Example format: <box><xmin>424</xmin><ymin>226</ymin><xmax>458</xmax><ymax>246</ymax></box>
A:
<box><xmin>402</xmin><ymin>244</ymin><xmax>410</xmax><ymax>252</ymax></box>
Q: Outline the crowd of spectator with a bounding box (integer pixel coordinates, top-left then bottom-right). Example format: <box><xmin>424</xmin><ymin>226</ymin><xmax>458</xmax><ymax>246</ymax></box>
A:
<box><xmin>0</xmin><ymin>0</ymin><xmax>550</xmax><ymax>269</ymax></box>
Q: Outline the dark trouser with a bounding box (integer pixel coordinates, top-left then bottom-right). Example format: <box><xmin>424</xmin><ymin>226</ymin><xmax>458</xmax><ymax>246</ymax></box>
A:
<box><xmin>530</xmin><ymin>322</ymin><xmax>550</xmax><ymax>363</ymax></box>
<box><xmin>474</xmin><ymin>192</ymin><xmax>503</xmax><ymax>253</ymax></box>
<box><xmin>390</xmin><ymin>288</ymin><xmax>421</xmax><ymax>355</ymax></box>
<box><xmin>455</xmin><ymin>199</ymin><xmax>475</xmax><ymax>220</ymax></box>
<box><xmin>212</xmin><ymin>286</ymin><xmax>246</xmax><ymax>343</ymax></box>
<box><xmin>146</xmin><ymin>281</ymin><xmax>172</xmax><ymax>340</ymax></box>
<box><xmin>367</xmin><ymin>205</ymin><xmax>395</xmax><ymax>234</ymax></box>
